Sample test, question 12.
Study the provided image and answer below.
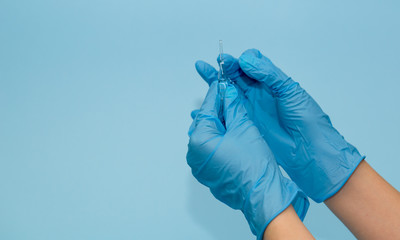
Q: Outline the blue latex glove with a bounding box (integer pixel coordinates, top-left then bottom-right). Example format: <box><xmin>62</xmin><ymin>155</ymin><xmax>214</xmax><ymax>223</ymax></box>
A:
<box><xmin>186</xmin><ymin>81</ymin><xmax>309</xmax><ymax>239</ymax></box>
<box><xmin>195</xmin><ymin>49</ymin><xmax>365</xmax><ymax>203</ymax></box>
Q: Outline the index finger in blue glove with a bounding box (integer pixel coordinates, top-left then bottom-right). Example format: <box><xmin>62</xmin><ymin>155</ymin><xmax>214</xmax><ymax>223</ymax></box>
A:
<box><xmin>195</xmin><ymin>61</ymin><xmax>218</xmax><ymax>86</ymax></box>
<box><xmin>190</xmin><ymin>81</ymin><xmax>225</xmax><ymax>137</ymax></box>
<box><xmin>239</xmin><ymin>49</ymin><xmax>299</xmax><ymax>98</ymax></box>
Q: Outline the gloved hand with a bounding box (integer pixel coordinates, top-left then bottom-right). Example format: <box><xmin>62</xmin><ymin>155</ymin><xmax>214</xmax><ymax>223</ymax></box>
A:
<box><xmin>194</xmin><ymin>49</ymin><xmax>365</xmax><ymax>203</ymax></box>
<box><xmin>186</xmin><ymin>81</ymin><xmax>309</xmax><ymax>239</ymax></box>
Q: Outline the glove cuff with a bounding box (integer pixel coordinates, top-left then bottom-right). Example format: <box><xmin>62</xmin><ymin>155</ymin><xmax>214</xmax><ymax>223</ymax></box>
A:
<box><xmin>315</xmin><ymin>155</ymin><xmax>366</xmax><ymax>202</ymax></box>
<box><xmin>242</xmin><ymin>173</ymin><xmax>309</xmax><ymax>240</ymax></box>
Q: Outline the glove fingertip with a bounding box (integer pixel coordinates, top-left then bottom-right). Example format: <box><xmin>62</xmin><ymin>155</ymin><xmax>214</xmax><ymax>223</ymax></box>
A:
<box><xmin>240</xmin><ymin>48</ymin><xmax>262</xmax><ymax>59</ymax></box>
<box><xmin>239</xmin><ymin>49</ymin><xmax>275</xmax><ymax>82</ymax></box>
<box><xmin>195</xmin><ymin>60</ymin><xmax>218</xmax><ymax>85</ymax></box>
<box><xmin>217</xmin><ymin>53</ymin><xmax>236</xmax><ymax>64</ymax></box>
<box><xmin>191</xmin><ymin>109</ymin><xmax>200</xmax><ymax>119</ymax></box>
<box><xmin>238</xmin><ymin>55</ymin><xmax>259</xmax><ymax>79</ymax></box>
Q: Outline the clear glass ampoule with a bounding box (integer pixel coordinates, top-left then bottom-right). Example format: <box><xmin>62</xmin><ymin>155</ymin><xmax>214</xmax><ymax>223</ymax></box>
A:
<box><xmin>218</xmin><ymin>40</ymin><xmax>231</xmax><ymax>125</ymax></box>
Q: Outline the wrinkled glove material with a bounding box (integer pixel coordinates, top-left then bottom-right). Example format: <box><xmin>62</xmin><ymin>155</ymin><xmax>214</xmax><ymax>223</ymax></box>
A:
<box><xmin>187</xmin><ymin>82</ymin><xmax>309</xmax><ymax>239</ymax></box>
<box><xmin>194</xmin><ymin>50</ymin><xmax>365</xmax><ymax>202</ymax></box>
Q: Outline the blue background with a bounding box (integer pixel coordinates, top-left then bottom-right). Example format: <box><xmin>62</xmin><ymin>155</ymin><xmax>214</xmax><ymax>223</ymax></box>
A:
<box><xmin>1</xmin><ymin>0</ymin><xmax>399</xmax><ymax>239</ymax></box>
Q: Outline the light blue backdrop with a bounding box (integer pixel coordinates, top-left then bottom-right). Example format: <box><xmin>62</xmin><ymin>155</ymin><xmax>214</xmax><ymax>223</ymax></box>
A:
<box><xmin>1</xmin><ymin>0</ymin><xmax>399</xmax><ymax>239</ymax></box>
